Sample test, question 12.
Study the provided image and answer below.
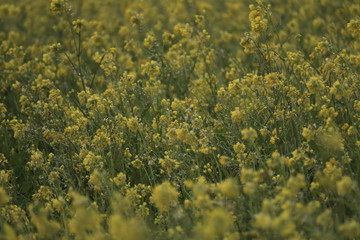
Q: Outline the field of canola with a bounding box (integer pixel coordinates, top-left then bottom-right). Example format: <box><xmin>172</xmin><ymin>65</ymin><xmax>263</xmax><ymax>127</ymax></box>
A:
<box><xmin>0</xmin><ymin>0</ymin><xmax>360</xmax><ymax>239</ymax></box>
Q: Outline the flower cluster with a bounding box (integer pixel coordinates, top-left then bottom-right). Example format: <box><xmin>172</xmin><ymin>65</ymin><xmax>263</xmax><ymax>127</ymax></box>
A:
<box><xmin>0</xmin><ymin>0</ymin><xmax>359</xmax><ymax>239</ymax></box>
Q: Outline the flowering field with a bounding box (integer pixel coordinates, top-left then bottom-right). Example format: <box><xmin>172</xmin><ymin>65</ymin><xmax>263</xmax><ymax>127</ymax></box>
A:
<box><xmin>0</xmin><ymin>0</ymin><xmax>360</xmax><ymax>239</ymax></box>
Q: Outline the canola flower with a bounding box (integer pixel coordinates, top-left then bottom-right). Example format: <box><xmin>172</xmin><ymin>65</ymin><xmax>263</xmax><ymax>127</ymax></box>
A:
<box><xmin>151</xmin><ymin>181</ymin><xmax>179</xmax><ymax>213</ymax></box>
<box><xmin>0</xmin><ymin>0</ymin><xmax>359</xmax><ymax>239</ymax></box>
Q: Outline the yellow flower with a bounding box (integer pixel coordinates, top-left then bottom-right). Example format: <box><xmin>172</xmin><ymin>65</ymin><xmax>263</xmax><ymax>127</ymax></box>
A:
<box><xmin>330</xmin><ymin>80</ymin><xmax>347</xmax><ymax>100</ymax></box>
<box><xmin>130</xmin><ymin>14</ymin><xmax>143</xmax><ymax>26</ymax></box>
<box><xmin>219</xmin><ymin>155</ymin><xmax>230</xmax><ymax>166</ymax></box>
<box><xmin>51</xmin><ymin>198</ymin><xmax>64</xmax><ymax>212</ymax></box>
<box><xmin>218</xmin><ymin>178</ymin><xmax>239</xmax><ymax>199</ymax></box>
<box><xmin>50</xmin><ymin>0</ymin><xmax>67</xmax><ymax>14</ymax></box>
<box><xmin>109</xmin><ymin>215</ymin><xmax>148</xmax><ymax>240</ymax></box>
<box><xmin>233</xmin><ymin>142</ymin><xmax>246</xmax><ymax>154</ymax></box>
<box><xmin>151</xmin><ymin>181</ymin><xmax>178</xmax><ymax>212</ymax></box>
<box><xmin>68</xmin><ymin>204</ymin><xmax>102</xmax><ymax>238</ymax></box>
<box><xmin>306</xmin><ymin>76</ymin><xmax>324</xmax><ymax>94</ymax></box>
<box><xmin>198</xmin><ymin>208</ymin><xmax>234</xmax><ymax>239</ymax></box>
<box><xmin>143</xmin><ymin>32</ymin><xmax>157</xmax><ymax>49</ymax></box>
<box><xmin>253</xmin><ymin>213</ymin><xmax>272</xmax><ymax>230</ymax></box>
<box><xmin>72</xmin><ymin>19</ymin><xmax>86</xmax><ymax>34</ymax></box>
<box><xmin>338</xmin><ymin>220</ymin><xmax>360</xmax><ymax>239</ymax></box>
<box><xmin>83</xmin><ymin>152</ymin><xmax>103</xmax><ymax>172</ymax></box>
<box><xmin>347</xmin><ymin>19</ymin><xmax>360</xmax><ymax>38</ymax></box>
<box><xmin>0</xmin><ymin>187</ymin><xmax>10</xmax><ymax>205</ymax></box>
<box><xmin>88</xmin><ymin>169</ymin><xmax>104</xmax><ymax>191</ymax></box>
<box><xmin>354</xmin><ymin>100</ymin><xmax>360</xmax><ymax>111</ymax></box>
<box><xmin>0</xmin><ymin>103</ymin><xmax>6</xmax><ymax>119</ymax></box>
<box><xmin>336</xmin><ymin>176</ymin><xmax>354</xmax><ymax>196</ymax></box>
<box><xmin>241</xmin><ymin>127</ymin><xmax>258</xmax><ymax>142</ymax></box>
<box><xmin>316</xmin><ymin>209</ymin><xmax>333</xmax><ymax>226</ymax></box>
<box><xmin>32</xmin><ymin>186</ymin><xmax>53</xmax><ymax>201</ymax></box>
<box><xmin>127</xmin><ymin>117</ymin><xmax>139</xmax><ymax>132</ymax></box>
<box><xmin>265</xmin><ymin>72</ymin><xmax>283</xmax><ymax>88</ymax></box>
<box><xmin>302</xmin><ymin>127</ymin><xmax>314</xmax><ymax>141</ymax></box>
<box><xmin>0</xmin><ymin>170</ymin><xmax>11</xmax><ymax>184</ymax></box>
<box><xmin>29</xmin><ymin>207</ymin><xmax>60</xmax><ymax>239</ymax></box>
<box><xmin>243</xmin><ymin>182</ymin><xmax>257</xmax><ymax>195</ymax></box>
<box><xmin>131</xmin><ymin>159</ymin><xmax>142</xmax><ymax>169</ymax></box>
<box><xmin>113</xmin><ymin>172</ymin><xmax>126</xmax><ymax>186</ymax></box>
<box><xmin>231</xmin><ymin>107</ymin><xmax>243</xmax><ymax>123</ymax></box>
<box><xmin>249</xmin><ymin>3</ymin><xmax>268</xmax><ymax>36</ymax></box>
<box><xmin>316</xmin><ymin>127</ymin><xmax>344</xmax><ymax>153</ymax></box>
<box><xmin>3</xmin><ymin>224</ymin><xmax>17</xmax><ymax>240</ymax></box>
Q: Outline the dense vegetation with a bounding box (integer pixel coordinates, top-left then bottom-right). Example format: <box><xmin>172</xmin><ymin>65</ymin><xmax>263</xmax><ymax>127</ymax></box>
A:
<box><xmin>0</xmin><ymin>0</ymin><xmax>359</xmax><ymax>239</ymax></box>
